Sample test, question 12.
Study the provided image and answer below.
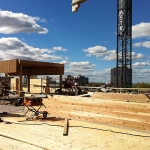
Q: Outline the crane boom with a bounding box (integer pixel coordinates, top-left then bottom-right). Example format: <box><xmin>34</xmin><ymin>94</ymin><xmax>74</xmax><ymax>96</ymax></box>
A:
<box><xmin>72</xmin><ymin>0</ymin><xmax>87</xmax><ymax>12</ymax></box>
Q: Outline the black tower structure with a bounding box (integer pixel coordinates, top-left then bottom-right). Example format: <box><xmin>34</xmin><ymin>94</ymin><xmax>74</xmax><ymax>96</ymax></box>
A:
<box><xmin>116</xmin><ymin>0</ymin><xmax>132</xmax><ymax>88</ymax></box>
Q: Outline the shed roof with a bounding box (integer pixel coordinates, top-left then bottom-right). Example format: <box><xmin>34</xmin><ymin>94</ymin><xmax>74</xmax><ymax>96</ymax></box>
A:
<box><xmin>0</xmin><ymin>59</ymin><xmax>64</xmax><ymax>76</ymax></box>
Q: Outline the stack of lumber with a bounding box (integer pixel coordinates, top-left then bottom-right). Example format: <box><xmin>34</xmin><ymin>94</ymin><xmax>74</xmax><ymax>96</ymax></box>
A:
<box><xmin>43</xmin><ymin>95</ymin><xmax>150</xmax><ymax>133</ymax></box>
<box><xmin>91</xmin><ymin>92</ymin><xmax>150</xmax><ymax>103</ymax></box>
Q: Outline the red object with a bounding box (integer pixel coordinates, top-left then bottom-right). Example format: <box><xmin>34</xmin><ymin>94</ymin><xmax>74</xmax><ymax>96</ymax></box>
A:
<box><xmin>24</xmin><ymin>97</ymin><xmax>43</xmax><ymax>106</ymax></box>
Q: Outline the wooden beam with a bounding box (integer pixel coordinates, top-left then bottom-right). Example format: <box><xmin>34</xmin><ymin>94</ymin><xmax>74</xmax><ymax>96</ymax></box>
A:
<box><xmin>19</xmin><ymin>60</ymin><xmax>64</xmax><ymax>67</ymax></box>
<box><xmin>0</xmin><ymin>59</ymin><xmax>17</xmax><ymax>73</ymax></box>
<box><xmin>45</xmin><ymin>110</ymin><xmax>150</xmax><ymax>132</ymax></box>
<box><xmin>27</xmin><ymin>72</ymin><xmax>30</xmax><ymax>92</ymax></box>
<box><xmin>45</xmin><ymin>98</ymin><xmax>150</xmax><ymax>113</ymax></box>
<box><xmin>91</xmin><ymin>93</ymin><xmax>149</xmax><ymax>103</ymax></box>
<box><xmin>19</xmin><ymin>64</ymin><xmax>22</xmax><ymax>97</ymax></box>
<box><xmin>0</xmin><ymin>59</ymin><xmax>64</xmax><ymax>76</ymax></box>
<box><xmin>42</xmin><ymin>97</ymin><xmax>150</xmax><ymax>132</ymax></box>
<box><xmin>60</xmin><ymin>67</ymin><xmax>62</xmax><ymax>90</ymax></box>
<box><xmin>47</xmin><ymin>104</ymin><xmax>150</xmax><ymax>122</ymax></box>
<box><xmin>8</xmin><ymin>68</ymin><xmax>64</xmax><ymax>76</ymax></box>
<box><xmin>63</xmin><ymin>119</ymin><xmax>69</xmax><ymax>136</ymax></box>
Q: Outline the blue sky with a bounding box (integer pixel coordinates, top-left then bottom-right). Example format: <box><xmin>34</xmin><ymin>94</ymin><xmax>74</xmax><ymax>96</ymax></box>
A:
<box><xmin>0</xmin><ymin>0</ymin><xmax>150</xmax><ymax>83</ymax></box>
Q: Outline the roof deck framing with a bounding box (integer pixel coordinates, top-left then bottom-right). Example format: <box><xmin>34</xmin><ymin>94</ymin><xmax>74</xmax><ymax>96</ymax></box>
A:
<box><xmin>0</xmin><ymin>59</ymin><xmax>64</xmax><ymax>96</ymax></box>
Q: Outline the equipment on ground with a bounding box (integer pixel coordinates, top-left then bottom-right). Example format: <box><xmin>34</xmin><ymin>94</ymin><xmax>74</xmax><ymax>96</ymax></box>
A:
<box><xmin>13</xmin><ymin>97</ymin><xmax>24</xmax><ymax>106</ymax></box>
<box><xmin>23</xmin><ymin>97</ymin><xmax>48</xmax><ymax>119</ymax></box>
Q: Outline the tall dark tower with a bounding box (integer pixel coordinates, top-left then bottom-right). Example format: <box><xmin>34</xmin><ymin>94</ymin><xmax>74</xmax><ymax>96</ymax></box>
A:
<box><xmin>116</xmin><ymin>0</ymin><xmax>132</xmax><ymax>88</ymax></box>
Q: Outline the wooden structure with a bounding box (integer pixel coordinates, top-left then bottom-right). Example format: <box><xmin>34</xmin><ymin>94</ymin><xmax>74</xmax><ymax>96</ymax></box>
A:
<box><xmin>91</xmin><ymin>92</ymin><xmax>150</xmax><ymax>103</ymax></box>
<box><xmin>0</xmin><ymin>59</ymin><xmax>64</xmax><ymax>96</ymax></box>
<box><xmin>44</xmin><ymin>94</ymin><xmax>150</xmax><ymax>132</ymax></box>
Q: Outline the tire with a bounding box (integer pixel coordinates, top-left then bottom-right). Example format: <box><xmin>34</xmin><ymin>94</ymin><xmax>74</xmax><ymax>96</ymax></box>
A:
<box><xmin>35</xmin><ymin>111</ymin><xmax>39</xmax><ymax>116</ymax></box>
<box><xmin>43</xmin><ymin>112</ymin><xmax>47</xmax><ymax>118</ymax></box>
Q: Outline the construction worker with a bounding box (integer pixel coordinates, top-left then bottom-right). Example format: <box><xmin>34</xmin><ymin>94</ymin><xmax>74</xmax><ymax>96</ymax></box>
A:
<box><xmin>74</xmin><ymin>82</ymin><xmax>79</xmax><ymax>96</ymax></box>
<box><xmin>104</xmin><ymin>83</ymin><xmax>107</xmax><ymax>89</ymax></box>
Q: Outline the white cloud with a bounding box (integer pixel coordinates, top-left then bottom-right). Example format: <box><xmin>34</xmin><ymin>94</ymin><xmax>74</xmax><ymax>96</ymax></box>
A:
<box><xmin>140</xmin><ymin>69</ymin><xmax>150</xmax><ymax>73</ymax></box>
<box><xmin>102</xmin><ymin>50</ymin><xmax>116</xmax><ymax>60</ymax></box>
<box><xmin>83</xmin><ymin>45</ymin><xmax>117</xmax><ymax>60</ymax></box>
<box><xmin>63</xmin><ymin>61</ymin><xmax>150</xmax><ymax>83</ymax></box>
<box><xmin>53</xmin><ymin>46</ymin><xmax>67</xmax><ymax>51</ymax></box>
<box><xmin>133</xmin><ymin>41</ymin><xmax>150</xmax><ymax>48</ymax></box>
<box><xmin>0</xmin><ymin>10</ymin><xmax>48</xmax><ymax>34</ymax></box>
<box><xmin>59</xmin><ymin>60</ymin><xmax>69</xmax><ymax>65</ymax></box>
<box><xmin>68</xmin><ymin>61</ymin><xmax>95</xmax><ymax>70</ymax></box>
<box><xmin>132</xmin><ymin>52</ymin><xmax>146</xmax><ymax>60</ymax></box>
<box><xmin>86</xmin><ymin>69</ymin><xmax>111</xmax><ymax>83</ymax></box>
<box><xmin>133</xmin><ymin>62</ymin><xmax>150</xmax><ymax>68</ymax></box>
<box><xmin>132</xmin><ymin>69</ymin><xmax>150</xmax><ymax>83</ymax></box>
<box><xmin>63</xmin><ymin>61</ymin><xmax>96</xmax><ymax>78</ymax></box>
<box><xmin>84</xmin><ymin>44</ymin><xmax>146</xmax><ymax>61</ymax></box>
<box><xmin>83</xmin><ymin>45</ymin><xmax>108</xmax><ymax>57</ymax></box>
<box><xmin>132</xmin><ymin>22</ymin><xmax>150</xmax><ymax>39</ymax></box>
<box><xmin>85</xmin><ymin>54</ymin><xmax>92</xmax><ymax>57</ymax></box>
<box><xmin>115</xmin><ymin>52</ymin><xmax>146</xmax><ymax>61</ymax></box>
<box><xmin>92</xmin><ymin>68</ymin><xmax>111</xmax><ymax>78</ymax></box>
<box><xmin>0</xmin><ymin>37</ymin><xmax>65</xmax><ymax>61</ymax></box>
<box><xmin>103</xmin><ymin>41</ymin><xmax>108</xmax><ymax>43</ymax></box>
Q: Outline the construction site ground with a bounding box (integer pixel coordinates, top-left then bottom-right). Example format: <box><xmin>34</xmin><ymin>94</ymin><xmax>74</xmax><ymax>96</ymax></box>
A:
<box><xmin>0</xmin><ymin>102</ymin><xmax>150</xmax><ymax>150</ymax></box>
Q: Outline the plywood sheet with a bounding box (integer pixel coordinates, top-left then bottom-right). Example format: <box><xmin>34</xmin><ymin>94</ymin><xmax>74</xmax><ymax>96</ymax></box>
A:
<box><xmin>43</xmin><ymin>96</ymin><xmax>150</xmax><ymax>132</ymax></box>
<box><xmin>0</xmin><ymin>59</ymin><xmax>17</xmax><ymax>73</ymax></box>
<box><xmin>91</xmin><ymin>93</ymin><xmax>150</xmax><ymax>103</ymax></box>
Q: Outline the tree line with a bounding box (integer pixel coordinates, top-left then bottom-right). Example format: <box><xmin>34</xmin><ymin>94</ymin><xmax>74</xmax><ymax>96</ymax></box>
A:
<box><xmin>84</xmin><ymin>82</ymin><xmax>150</xmax><ymax>88</ymax></box>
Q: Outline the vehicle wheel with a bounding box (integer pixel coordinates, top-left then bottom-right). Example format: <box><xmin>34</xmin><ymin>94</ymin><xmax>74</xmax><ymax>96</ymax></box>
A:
<box><xmin>43</xmin><ymin>112</ymin><xmax>47</xmax><ymax>118</ymax></box>
<box><xmin>35</xmin><ymin>111</ymin><xmax>39</xmax><ymax>116</ymax></box>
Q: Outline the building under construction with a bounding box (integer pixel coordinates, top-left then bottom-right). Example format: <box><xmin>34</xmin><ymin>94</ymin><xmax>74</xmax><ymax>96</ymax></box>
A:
<box><xmin>111</xmin><ymin>66</ymin><xmax>132</xmax><ymax>87</ymax></box>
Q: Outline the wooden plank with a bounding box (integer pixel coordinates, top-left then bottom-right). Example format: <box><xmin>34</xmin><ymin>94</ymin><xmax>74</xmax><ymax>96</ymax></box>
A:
<box><xmin>0</xmin><ymin>59</ymin><xmax>64</xmax><ymax>76</ymax></box>
<box><xmin>46</xmin><ymin>104</ymin><xmax>150</xmax><ymax>122</ymax></box>
<box><xmin>0</xmin><ymin>59</ymin><xmax>17</xmax><ymax>73</ymax></box>
<box><xmin>30</xmin><ymin>68</ymin><xmax>63</xmax><ymax>75</ymax></box>
<box><xmin>0</xmin><ymin>62</ymin><xmax>1</xmax><ymax>71</ymax></box>
<box><xmin>92</xmin><ymin>93</ymin><xmax>149</xmax><ymax>99</ymax></box>
<box><xmin>91</xmin><ymin>95</ymin><xmax>149</xmax><ymax>103</ymax></box>
<box><xmin>47</xmin><ymin>110</ymin><xmax>150</xmax><ymax>132</ymax></box>
<box><xmin>8</xmin><ymin>68</ymin><xmax>63</xmax><ymax>76</ymax></box>
<box><xmin>42</xmin><ymin>96</ymin><xmax>150</xmax><ymax>132</ymax></box>
<box><xmin>45</xmin><ymin>103</ymin><xmax>150</xmax><ymax>124</ymax></box>
<box><xmin>63</xmin><ymin>119</ymin><xmax>68</xmax><ymax>136</ymax></box>
<box><xmin>50</xmin><ymin>95</ymin><xmax>150</xmax><ymax>106</ymax></box>
<box><xmin>20</xmin><ymin>60</ymin><xmax>64</xmax><ymax>67</ymax></box>
<box><xmin>19</xmin><ymin>64</ymin><xmax>22</xmax><ymax>97</ymax></box>
<box><xmin>45</xmin><ymin>102</ymin><xmax>149</xmax><ymax>114</ymax></box>
<box><xmin>44</xmin><ymin>98</ymin><xmax>150</xmax><ymax>113</ymax></box>
<box><xmin>12</xmin><ymin>59</ymin><xmax>17</xmax><ymax>73</ymax></box>
<box><xmin>91</xmin><ymin>95</ymin><xmax>147</xmax><ymax>100</ymax></box>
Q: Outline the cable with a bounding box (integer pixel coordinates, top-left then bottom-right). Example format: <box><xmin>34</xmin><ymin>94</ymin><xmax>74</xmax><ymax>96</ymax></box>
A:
<box><xmin>2</xmin><ymin>121</ymin><xmax>150</xmax><ymax>138</ymax></box>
